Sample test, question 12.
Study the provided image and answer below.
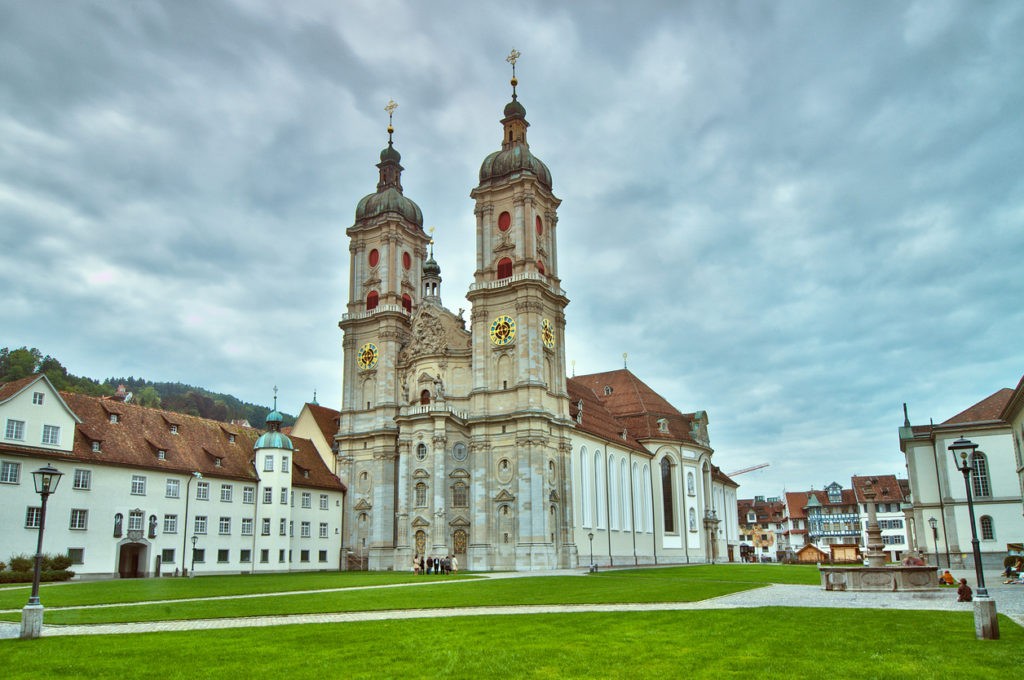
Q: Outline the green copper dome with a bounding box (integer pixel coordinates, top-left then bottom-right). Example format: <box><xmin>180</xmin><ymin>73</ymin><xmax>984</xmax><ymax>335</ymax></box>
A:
<box><xmin>479</xmin><ymin>145</ymin><xmax>552</xmax><ymax>190</ymax></box>
<box><xmin>355</xmin><ymin>187</ymin><xmax>424</xmax><ymax>226</ymax></box>
<box><xmin>423</xmin><ymin>255</ymin><xmax>441</xmax><ymax>276</ymax></box>
<box><xmin>254</xmin><ymin>430</ymin><xmax>293</xmax><ymax>451</ymax></box>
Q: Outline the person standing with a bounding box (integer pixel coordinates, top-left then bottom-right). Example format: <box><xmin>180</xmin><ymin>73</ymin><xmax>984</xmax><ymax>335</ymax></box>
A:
<box><xmin>451</xmin><ymin>554</ymin><xmax>459</xmax><ymax>575</ymax></box>
<box><xmin>425</xmin><ymin>555</ymin><xmax>433</xmax><ymax>575</ymax></box>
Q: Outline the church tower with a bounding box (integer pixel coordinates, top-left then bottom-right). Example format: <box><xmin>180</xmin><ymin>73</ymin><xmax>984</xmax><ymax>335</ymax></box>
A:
<box><xmin>337</xmin><ymin>102</ymin><xmax>431</xmax><ymax>569</ymax></box>
<box><xmin>465</xmin><ymin>51</ymin><xmax>575</xmax><ymax>569</ymax></box>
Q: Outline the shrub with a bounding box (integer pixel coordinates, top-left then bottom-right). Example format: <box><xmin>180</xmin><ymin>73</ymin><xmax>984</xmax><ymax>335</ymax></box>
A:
<box><xmin>0</xmin><ymin>569</ymin><xmax>75</xmax><ymax>584</ymax></box>
<box><xmin>8</xmin><ymin>554</ymin><xmax>34</xmax><ymax>572</ymax></box>
<box><xmin>42</xmin><ymin>554</ymin><xmax>73</xmax><ymax>571</ymax></box>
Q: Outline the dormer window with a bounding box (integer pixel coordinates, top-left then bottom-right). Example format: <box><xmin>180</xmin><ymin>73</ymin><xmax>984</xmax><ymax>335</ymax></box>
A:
<box><xmin>91</xmin><ymin>441</ymin><xmax>101</xmax><ymax>453</ymax></box>
<box><xmin>620</xmin><ymin>429</ymin><xmax>628</xmax><ymax>440</ymax></box>
<box><xmin>214</xmin><ymin>458</ymin><xmax>223</xmax><ymax>468</ymax></box>
<box><xmin>110</xmin><ymin>414</ymin><xmax>119</xmax><ymax>424</ymax></box>
<box><xmin>32</xmin><ymin>392</ymin><xmax>44</xmax><ymax>405</ymax></box>
<box><xmin>157</xmin><ymin>450</ymin><xmax>166</xmax><ymax>460</ymax></box>
<box><xmin>603</xmin><ymin>386</ymin><xmax>613</xmax><ymax>396</ymax></box>
<box><xmin>228</xmin><ymin>435</ymin><xmax>236</xmax><ymax>443</ymax></box>
<box><xmin>170</xmin><ymin>425</ymin><xmax>178</xmax><ymax>435</ymax></box>
<box><xmin>657</xmin><ymin>418</ymin><xmax>669</xmax><ymax>434</ymax></box>
<box><xmin>303</xmin><ymin>470</ymin><xmax>310</xmax><ymax>478</ymax></box>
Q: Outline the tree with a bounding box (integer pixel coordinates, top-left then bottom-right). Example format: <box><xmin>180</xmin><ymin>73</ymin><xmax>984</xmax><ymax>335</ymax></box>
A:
<box><xmin>0</xmin><ymin>347</ymin><xmax>42</xmax><ymax>381</ymax></box>
<box><xmin>135</xmin><ymin>386</ymin><xmax>161</xmax><ymax>408</ymax></box>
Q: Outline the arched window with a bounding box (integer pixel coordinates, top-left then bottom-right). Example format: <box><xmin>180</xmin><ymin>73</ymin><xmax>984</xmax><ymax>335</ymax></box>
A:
<box><xmin>980</xmin><ymin>515</ymin><xmax>994</xmax><ymax>540</ymax></box>
<box><xmin>620</xmin><ymin>459</ymin><xmax>630</xmax><ymax>531</ymax></box>
<box><xmin>536</xmin><ymin>215</ymin><xmax>543</xmax><ymax>235</ymax></box>
<box><xmin>414</xmin><ymin>482</ymin><xmax>427</xmax><ymax>507</ymax></box>
<box><xmin>661</xmin><ymin>458</ymin><xmax>675</xmax><ymax>533</ymax></box>
<box><xmin>608</xmin><ymin>455</ymin><xmax>618</xmax><ymax>531</ymax></box>
<box><xmin>971</xmin><ymin>453</ymin><xmax>991</xmax><ymax>497</ymax></box>
<box><xmin>595</xmin><ymin>450</ymin><xmax>605</xmax><ymax>529</ymax></box>
<box><xmin>632</xmin><ymin>461</ymin><xmax>641</xmax><ymax>531</ymax></box>
<box><xmin>497</xmin><ymin>257</ymin><xmax>513</xmax><ymax>280</ymax></box>
<box><xmin>420</xmin><ymin>389</ymin><xmax>431</xmax><ymax>406</ymax></box>
<box><xmin>642</xmin><ymin>464</ymin><xmax>652</xmax><ymax>533</ymax></box>
<box><xmin>687</xmin><ymin>471</ymin><xmax>696</xmax><ymax>497</ymax></box>
<box><xmin>580</xmin><ymin>448</ymin><xmax>590</xmax><ymax>528</ymax></box>
<box><xmin>365</xmin><ymin>290</ymin><xmax>379</xmax><ymax>310</ymax></box>
<box><xmin>536</xmin><ymin>260</ymin><xmax>545</xmax><ymax>275</ymax></box>
<box><xmin>452</xmin><ymin>482</ymin><xmax>468</xmax><ymax>508</ymax></box>
<box><xmin>402</xmin><ymin>293</ymin><xmax>412</xmax><ymax>313</ymax></box>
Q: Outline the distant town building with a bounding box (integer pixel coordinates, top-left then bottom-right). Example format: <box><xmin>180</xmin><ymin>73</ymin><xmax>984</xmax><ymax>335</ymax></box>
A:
<box><xmin>737</xmin><ymin>496</ymin><xmax>787</xmax><ymax>561</ymax></box>
<box><xmin>900</xmin><ymin>374</ymin><xmax>1024</xmax><ymax>569</ymax></box>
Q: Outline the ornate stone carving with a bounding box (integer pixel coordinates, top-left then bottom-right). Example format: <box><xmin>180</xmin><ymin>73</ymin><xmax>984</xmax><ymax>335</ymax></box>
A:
<box><xmin>515</xmin><ymin>300</ymin><xmax>544</xmax><ymax>314</ymax></box>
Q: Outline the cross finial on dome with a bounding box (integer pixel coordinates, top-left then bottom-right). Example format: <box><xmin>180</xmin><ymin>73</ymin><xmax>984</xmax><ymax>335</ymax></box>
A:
<box><xmin>506</xmin><ymin>49</ymin><xmax>521</xmax><ymax>98</ymax></box>
<box><xmin>273</xmin><ymin>385</ymin><xmax>278</xmax><ymax>410</ymax></box>
<box><xmin>428</xmin><ymin>226</ymin><xmax>436</xmax><ymax>256</ymax></box>
<box><xmin>385</xmin><ymin>99</ymin><xmax>398</xmax><ymax>143</ymax></box>
<box><xmin>622</xmin><ymin>352</ymin><xmax>628</xmax><ymax>368</ymax></box>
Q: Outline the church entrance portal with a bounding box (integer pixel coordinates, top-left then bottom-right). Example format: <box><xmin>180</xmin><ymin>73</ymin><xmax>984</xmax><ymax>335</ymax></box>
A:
<box><xmin>118</xmin><ymin>543</ymin><xmax>147</xmax><ymax>578</ymax></box>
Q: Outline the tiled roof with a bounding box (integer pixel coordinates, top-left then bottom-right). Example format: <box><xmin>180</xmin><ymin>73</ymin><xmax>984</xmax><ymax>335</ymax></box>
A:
<box><xmin>567</xmin><ymin>379</ymin><xmax>647</xmax><ymax>453</ymax></box>
<box><xmin>785</xmin><ymin>488</ymin><xmax>857</xmax><ymax>519</ymax></box>
<box><xmin>943</xmin><ymin>388</ymin><xmax>1014</xmax><ymax>425</ymax></box>
<box><xmin>0</xmin><ymin>375</ymin><xmax>42</xmax><ymax>402</ymax></box>
<box><xmin>851</xmin><ymin>474</ymin><xmax>906</xmax><ymax>503</ymax></box>
<box><xmin>571</xmin><ymin>369</ymin><xmax>702</xmax><ymax>446</ymax></box>
<box><xmin>712</xmin><ymin>464</ymin><xmax>738</xmax><ymax>488</ymax></box>
<box><xmin>304</xmin><ymin>402</ymin><xmax>341</xmax><ymax>444</ymax></box>
<box><xmin>1</xmin><ymin>391</ymin><xmax>343</xmax><ymax>492</ymax></box>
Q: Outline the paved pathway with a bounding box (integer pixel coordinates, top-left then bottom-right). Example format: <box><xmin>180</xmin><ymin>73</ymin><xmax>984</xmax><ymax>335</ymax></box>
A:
<box><xmin>1</xmin><ymin>567</ymin><xmax>1020</xmax><ymax>639</ymax></box>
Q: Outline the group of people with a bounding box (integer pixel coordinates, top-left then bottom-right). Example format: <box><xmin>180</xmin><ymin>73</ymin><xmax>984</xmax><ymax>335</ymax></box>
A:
<box><xmin>938</xmin><ymin>571</ymin><xmax>975</xmax><ymax>601</ymax></box>
<box><xmin>413</xmin><ymin>553</ymin><xmax>458</xmax><ymax>576</ymax></box>
<box><xmin>1003</xmin><ymin>557</ymin><xmax>1023</xmax><ymax>584</ymax></box>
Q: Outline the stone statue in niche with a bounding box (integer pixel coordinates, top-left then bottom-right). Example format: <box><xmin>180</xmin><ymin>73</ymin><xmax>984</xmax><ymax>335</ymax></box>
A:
<box><xmin>434</xmin><ymin>375</ymin><xmax>445</xmax><ymax>400</ymax></box>
<box><xmin>113</xmin><ymin>513</ymin><xmax>123</xmax><ymax>538</ymax></box>
<box><xmin>148</xmin><ymin>514</ymin><xmax>158</xmax><ymax>539</ymax></box>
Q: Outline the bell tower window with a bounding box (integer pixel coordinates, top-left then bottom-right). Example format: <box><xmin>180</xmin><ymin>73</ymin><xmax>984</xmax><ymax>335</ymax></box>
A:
<box><xmin>365</xmin><ymin>291</ymin><xmax>379</xmax><ymax>310</ymax></box>
<box><xmin>497</xmin><ymin>258</ymin><xmax>513</xmax><ymax>280</ymax></box>
<box><xmin>498</xmin><ymin>211</ymin><xmax>511</xmax><ymax>232</ymax></box>
<box><xmin>402</xmin><ymin>294</ymin><xmax>412</xmax><ymax>313</ymax></box>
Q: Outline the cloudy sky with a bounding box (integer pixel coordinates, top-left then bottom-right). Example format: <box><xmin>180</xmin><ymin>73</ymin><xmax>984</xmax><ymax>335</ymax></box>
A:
<box><xmin>3</xmin><ymin>0</ymin><xmax>1022</xmax><ymax>498</ymax></box>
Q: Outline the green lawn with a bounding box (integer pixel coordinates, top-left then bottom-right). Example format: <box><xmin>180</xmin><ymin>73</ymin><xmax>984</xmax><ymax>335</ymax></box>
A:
<box><xmin>0</xmin><ymin>565</ymin><xmax>820</xmax><ymax>624</ymax></box>
<box><xmin>2</xmin><ymin>608</ymin><xmax>1020</xmax><ymax>679</ymax></box>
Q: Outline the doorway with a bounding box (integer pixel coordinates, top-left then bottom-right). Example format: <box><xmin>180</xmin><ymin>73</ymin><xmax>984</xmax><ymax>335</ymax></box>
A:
<box><xmin>118</xmin><ymin>543</ymin><xmax>146</xmax><ymax>578</ymax></box>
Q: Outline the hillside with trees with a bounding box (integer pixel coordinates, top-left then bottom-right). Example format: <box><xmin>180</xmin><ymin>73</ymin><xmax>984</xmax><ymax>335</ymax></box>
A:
<box><xmin>0</xmin><ymin>346</ymin><xmax>292</xmax><ymax>427</ymax></box>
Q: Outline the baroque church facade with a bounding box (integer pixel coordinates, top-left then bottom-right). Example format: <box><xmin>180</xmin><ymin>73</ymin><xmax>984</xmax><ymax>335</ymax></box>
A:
<box><xmin>298</xmin><ymin>64</ymin><xmax>740</xmax><ymax>571</ymax></box>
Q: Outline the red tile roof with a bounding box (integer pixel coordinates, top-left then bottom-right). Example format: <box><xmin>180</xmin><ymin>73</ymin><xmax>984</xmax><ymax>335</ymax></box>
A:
<box><xmin>567</xmin><ymin>379</ymin><xmax>647</xmax><ymax>453</ymax></box>
<box><xmin>0</xmin><ymin>375</ymin><xmax>42</xmax><ymax>402</ymax></box>
<box><xmin>851</xmin><ymin>474</ymin><xmax>906</xmax><ymax>503</ymax></box>
<box><xmin>943</xmin><ymin>388</ymin><xmax>1014</xmax><ymax>425</ymax></box>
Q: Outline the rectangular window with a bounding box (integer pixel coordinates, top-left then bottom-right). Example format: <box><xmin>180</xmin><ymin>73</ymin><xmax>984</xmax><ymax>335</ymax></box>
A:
<box><xmin>280</xmin><ymin>487</ymin><xmax>288</xmax><ymax>505</ymax></box>
<box><xmin>164</xmin><ymin>514</ymin><xmax>178</xmax><ymax>534</ymax></box>
<box><xmin>161</xmin><ymin>548</ymin><xmax>175</xmax><ymax>563</ymax></box>
<box><xmin>91</xmin><ymin>441</ymin><xmax>101</xmax><ymax>452</ymax></box>
<box><xmin>319</xmin><ymin>522</ymin><xmax>328</xmax><ymax>539</ymax></box>
<box><xmin>320</xmin><ymin>494</ymin><xmax>329</xmax><ymax>510</ymax></box>
<box><xmin>169</xmin><ymin>424</ymin><xmax>178</xmax><ymax>435</ymax></box>
<box><xmin>264</xmin><ymin>455</ymin><xmax>274</xmax><ymax>472</ymax></box>
<box><xmin>193</xmin><ymin>548</ymin><xmax>205</xmax><ymax>564</ymax></box>
<box><xmin>1</xmin><ymin>461</ymin><xmax>21</xmax><ymax>484</ymax></box>
<box><xmin>109</xmin><ymin>413</ymin><xmax>119</xmax><ymax>424</ymax></box>
<box><xmin>69</xmin><ymin>508</ymin><xmax>88</xmax><ymax>530</ymax></box>
<box><xmin>217</xmin><ymin>549</ymin><xmax>229</xmax><ymax>563</ymax></box>
<box><xmin>241</xmin><ymin>517</ymin><xmax>253</xmax><ymax>536</ymax></box>
<box><xmin>301</xmin><ymin>492</ymin><xmax>311</xmax><ymax>509</ymax></box>
<box><xmin>32</xmin><ymin>391</ymin><xmax>44</xmax><ymax>405</ymax></box>
<box><xmin>300</xmin><ymin>550</ymin><xmax>310</xmax><ymax>563</ymax></box>
<box><xmin>166</xmin><ymin>478</ymin><xmax>180</xmax><ymax>498</ymax></box>
<box><xmin>128</xmin><ymin>510</ymin><xmax>143</xmax><ymax>531</ymax></box>
<box><xmin>73</xmin><ymin>469</ymin><xmax>91</xmax><ymax>490</ymax></box>
<box><xmin>281</xmin><ymin>456</ymin><xmax>289</xmax><ymax>472</ymax></box>
<box><xmin>263</xmin><ymin>487</ymin><xmax>273</xmax><ymax>504</ymax></box>
<box><xmin>6</xmin><ymin>419</ymin><xmax>25</xmax><ymax>441</ymax></box>
<box><xmin>319</xmin><ymin>550</ymin><xmax>328</xmax><ymax>563</ymax></box>
<box><xmin>196</xmin><ymin>481</ymin><xmax>209</xmax><ymax>501</ymax></box>
<box><xmin>301</xmin><ymin>521</ymin><xmax>311</xmax><ymax>538</ymax></box>
<box><xmin>262</xmin><ymin>518</ymin><xmax>271</xmax><ymax>535</ymax></box>
<box><xmin>42</xmin><ymin>424</ymin><xmax>61</xmax><ymax>445</ymax></box>
<box><xmin>219</xmin><ymin>517</ymin><xmax>231</xmax><ymax>535</ymax></box>
<box><xmin>260</xmin><ymin>549</ymin><xmax>269</xmax><ymax>564</ymax></box>
<box><xmin>243</xmin><ymin>486</ymin><xmax>255</xmax><ymax>504</ymax></box>
<box><xmin>131</xmin><ymin>475</ymin><xmax>147</xmax><ymax>495</ymax></box>
<box><xmin>240</xmin><ymin>549</ymin><xmax>251</xmax><ymax>563</ymax></box>
<box><xmin>195</xmin><ymin>516</ymin><xmax>208</xmax><ymax>535</ymax></box>
<box><xmin>68</xmin><ymin>548</ymin><xmax>84</xmax><ymax>565</ymax></box>
<box><xmin>279</xmin><ymin>549</ymin><xmax>286</xmax><ymax>563</ymax></box>
<box><xmin>220</xmin><ymin>484</ymin><xmax>233</xmax><ymax>502</ymax></box>
<box><xmin>25</xmin><ymin>506</ymin><xmax>41</xmax><ymax>528</ymax></box>
<box><xmin>280</xmin><ymin>518</ymin><xmax>287</xmax><ymax>536</ymax></box>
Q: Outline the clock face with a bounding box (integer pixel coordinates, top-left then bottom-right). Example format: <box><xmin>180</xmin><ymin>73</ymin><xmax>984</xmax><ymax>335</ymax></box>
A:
<box><xmin>489</xmin><ymin>315</ymin><xmax>516</xmax><ymax>345</ymax></box>
<box><xmin>541</xmin><ymin>319</ymin><xmax>555</xmax><ymax>348</ymax></box>
<box><xmin>357</xmin><ymin>343</ymin><xmax>378</xmax><ymax>370</ymax></box>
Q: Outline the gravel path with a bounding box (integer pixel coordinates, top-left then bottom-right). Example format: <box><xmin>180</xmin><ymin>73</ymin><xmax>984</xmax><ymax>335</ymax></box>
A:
<box><xmin>1</xmin><ymin>567</ymin><xmax>1020</xmax><ymax>639</ymax></box>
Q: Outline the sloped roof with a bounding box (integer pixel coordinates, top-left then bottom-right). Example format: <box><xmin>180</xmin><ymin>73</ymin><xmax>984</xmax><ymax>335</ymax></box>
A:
<box><xmin>567</xmin><ymin>379</ymin><xmax>647</xmax><ymax>453</ymax></box>
<box><xmin>943</xmin><ymin>388</ymin><xmax>1014</xmax><ymax>425</ymax></box>
<box><xmin>0</xmin><ymin>375</ymin><xmax>40</xmax><ymax>402</ymax></box>
<box><xmin>712</xmin><ymin>464</ymin><xmax>739</xmax><ymax>488</ymax></box>
<box><xmin>785</xmin><ymin>488</ymin><xmax>857</xmax><ymax>519</ymax></box>
<box><xmin>304</xmin><ymin>402</ymin><xmax>341</xmax><ymax>444</ymax></box>
<box><xmin>851</xmin><ymin>474</ymin><xmax>906</xmax><ymax>503</ymax></box>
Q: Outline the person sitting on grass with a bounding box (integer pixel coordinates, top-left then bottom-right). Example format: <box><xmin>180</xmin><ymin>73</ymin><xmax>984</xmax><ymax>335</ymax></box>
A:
<box><xmin>939</xmin><ymin>570</ymin><xmax>955</xmax><ymax>586</ymax></box>
<box><xmin>957</xmin><ymin>578</ymin><xmax>973</xmax><ymax>602</ymax></box>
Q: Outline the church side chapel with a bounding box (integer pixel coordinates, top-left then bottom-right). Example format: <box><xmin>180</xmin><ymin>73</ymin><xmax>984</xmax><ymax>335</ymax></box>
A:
<box><xmin>294</xmin><ymin>52</ymin><xmax>739</xmax><ymax>571</ymax></box>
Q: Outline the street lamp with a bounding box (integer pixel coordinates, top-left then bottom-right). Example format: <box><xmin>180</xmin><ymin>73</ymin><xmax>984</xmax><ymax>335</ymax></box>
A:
<box><xmin>181</xmin><ymin>471</ymin><xmax>202</xmax><ymax>577</ymax></box>
<box><xmin>928</xmin><ymin>516</ymin><xmax>939</xmax><ymax>566</ymax></box>
<box><xmin>21</xmin><ymin>464</ymin><xmax>64</xmax><ymax>639</ymax></box>
<box><xmin>190</xmin><ymin>535</ymin><xmax>198</xmax><ymax>577</ymax></box>
<box><xmin>587</xmin><ymin>532</ymin><xmax>595</xmax><ymax>573</ymax></box>
<box><xmin>948</xmin><ymin>436</ymin><xmax>999</xmax><ymax>640</ymax></box>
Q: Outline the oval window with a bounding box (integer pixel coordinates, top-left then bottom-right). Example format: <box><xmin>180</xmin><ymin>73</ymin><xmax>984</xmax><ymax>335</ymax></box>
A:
<box><xmin>536</xmin><ymin>216</ymin><xmax>543</xmax><ymax>235</ymax></box>
<box><xmin>403</xmin><ymin>252</ymin><xmax>412</xmax><ymax>270</ymax></box>
<box><xmin>368</xmin><ymin>249</ymin><xmax>380</xmax><ymax>267</ymax></box>
<box><xmin>498</xmin><ymin>211</ymin><xmax>511</xmax><ymax>232</ymax></box>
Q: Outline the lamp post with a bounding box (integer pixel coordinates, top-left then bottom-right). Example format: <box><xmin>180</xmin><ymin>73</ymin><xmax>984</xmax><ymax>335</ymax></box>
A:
<box><xmin>928</xmin><ymin>516</ymin><xmax>939</xmax><ymax>566</ymax></box>
<box><xmin>948</xmin><ymin>436</ymin><xmax>999</xmax><ymax>640</ymax></box>
<box><xmin>190</xmin><ymin>535</ymin><xmax>198</xmax><ymax>576</ymax></box>
<box><xmin>587</xmin><ymin>532</ymin><xmax>595</xmax><ymax>573</ymax></box>
<box><xmin>181</xmin><ymin>471</ymin><xmax>202</xmax><ymax>576</ymax></box>
<box><xmin>21</xmin><ymin>464</ymin><xmax>64</xmax><ymax>639</ymax></box>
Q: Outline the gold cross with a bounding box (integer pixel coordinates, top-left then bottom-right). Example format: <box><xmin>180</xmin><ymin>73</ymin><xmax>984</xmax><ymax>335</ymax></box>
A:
<box><xmin>506</xmin><ymin>49</ymin><xmax>520</xmax><ymax>67</ymax></box>
<box><xmin>385</xmin><ymin>99</ymin><xmax>398</xmax><ymax>117</ymax></box>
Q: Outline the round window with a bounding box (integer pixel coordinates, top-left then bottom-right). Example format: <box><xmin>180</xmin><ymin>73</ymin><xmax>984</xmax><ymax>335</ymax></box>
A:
<box><xmin>416</xmin><ymin>443</ymin><xmax>428</xmax><ymax>461</ymax></box>
<box><xmin>498</xmin><ymin>211</ymin><xmax>511</xmax><ymax>232</ymax></box>
<box><xmin>452</xmin><ymin>443</ymin><xmax>467</xmax><ymax>461</ymax></box>
<box><xmin>368</xmin><ymin>249</ymin><xmax>380</xmax><ymax>267</ymax></box>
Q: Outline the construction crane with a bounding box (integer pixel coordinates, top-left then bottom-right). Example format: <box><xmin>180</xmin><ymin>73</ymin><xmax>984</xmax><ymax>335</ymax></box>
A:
<box><xmin>726</xmin><ymin>463</ymin><xmax>770</xmax><ymax>477</ymax></box>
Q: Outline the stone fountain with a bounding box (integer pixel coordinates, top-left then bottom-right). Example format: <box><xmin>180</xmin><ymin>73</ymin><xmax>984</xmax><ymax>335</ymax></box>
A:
<box><xmin>819</xmin><ymin>479</ymin><xmax>937</xmax><ymax>592</ymax></box>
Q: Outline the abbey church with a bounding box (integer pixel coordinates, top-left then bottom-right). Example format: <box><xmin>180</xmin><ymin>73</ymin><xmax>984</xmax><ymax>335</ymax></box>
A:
<box><xmin>293</xmin><ymin>57</ymin><xmax>740</xmax><ymax>571</ymax></box>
